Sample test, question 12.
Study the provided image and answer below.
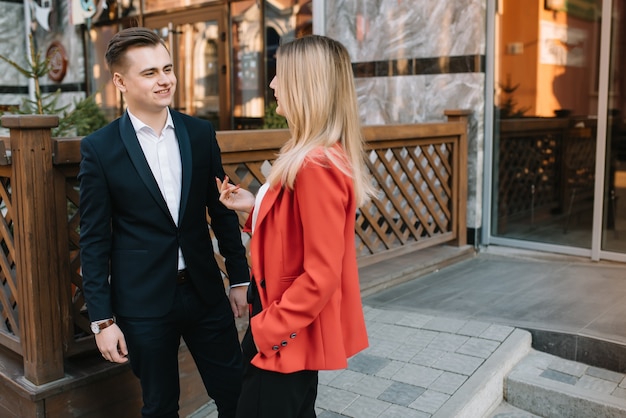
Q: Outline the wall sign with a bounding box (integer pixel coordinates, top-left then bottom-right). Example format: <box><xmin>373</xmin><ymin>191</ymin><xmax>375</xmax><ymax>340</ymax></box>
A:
<box><xmin>46</xmin><ymin>41</ymin><xmax>68</xmax><ymax>83</ymax></box>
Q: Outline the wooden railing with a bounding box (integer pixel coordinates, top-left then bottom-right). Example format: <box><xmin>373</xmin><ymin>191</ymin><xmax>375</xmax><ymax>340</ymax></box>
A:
<box><xmin>0</xmin><ymin>110</ymin><xmax>469</xmax><ymax>387</ymax></box>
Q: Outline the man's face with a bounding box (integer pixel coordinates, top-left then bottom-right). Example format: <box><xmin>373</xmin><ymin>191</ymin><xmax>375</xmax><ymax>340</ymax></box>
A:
<box><xmin>112</xmin><ymin>43</ymin><xmax>177</xmax><ymax>114</ymax></box>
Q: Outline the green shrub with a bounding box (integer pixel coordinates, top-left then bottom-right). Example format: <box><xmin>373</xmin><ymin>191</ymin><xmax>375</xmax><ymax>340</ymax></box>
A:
<box><xmin>262</xmin><ymin>102</ymin><xmax>288</xmax><ymax>129</ymax></box>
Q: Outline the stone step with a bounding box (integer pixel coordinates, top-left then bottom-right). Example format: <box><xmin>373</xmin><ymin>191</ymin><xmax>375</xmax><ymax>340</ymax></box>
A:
<box><xmin>487</xmin><ymin>401</ymin><xmax>543</xmax><ymax>417</ymax></box>
<box><xmin>431</xmin><ymin>328</ymin><xmax>532</xmax><ymax>418</ymax></box>
<box><xmin>502</xmin><ymin>349</ymin><xmax>626</xmax><ymax>418</ymax></box>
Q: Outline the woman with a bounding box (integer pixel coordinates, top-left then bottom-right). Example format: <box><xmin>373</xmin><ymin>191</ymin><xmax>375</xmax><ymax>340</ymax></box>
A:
<box><xmin>217</xmin><ymin>35</ymin><xmax>375</xmax><ymax>417</ymax></box>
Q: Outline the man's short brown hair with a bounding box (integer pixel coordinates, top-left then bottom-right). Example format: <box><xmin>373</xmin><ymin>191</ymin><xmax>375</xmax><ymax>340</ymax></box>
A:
<box><xmin>105</xmin><ymin>27</ymin><xmax>167</xmax><ymax>73</ymax></box>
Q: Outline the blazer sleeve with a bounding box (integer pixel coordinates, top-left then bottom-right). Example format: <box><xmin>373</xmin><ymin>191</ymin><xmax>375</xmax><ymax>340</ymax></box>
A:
<box><xmin>251</xmin><ymin>159</ymin><xmax>352</xmax><ymax>357</ymax></box>
<box><xmin>78</xmin><ymin>136</ymin><xmax>114</xmax><ymax>321</ymax></box>
<box><xmin>204</xmin><ymin>127</ymin><xmax>250</xmax><ymax>286</ymax></box>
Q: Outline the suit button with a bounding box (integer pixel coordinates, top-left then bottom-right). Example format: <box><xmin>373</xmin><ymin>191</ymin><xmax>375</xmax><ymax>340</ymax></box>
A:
<box><xmin>260</xmin><ymin>279</ymin><xmax>266</xmax><ymax>288</ymax></box>
<box><xmin>281</xmin><ymin>340</ymin><xmax>288</xmax><ymax>347</ymax></box>
<box><xmin>272</xmin><ymin>345</ymin><xmax>279</xmax><ymax>351</ymax></box>
<box><xmin>290</xmin><ymin>333</ymin><xmax>297</xmax><ymax>339</ymax></box>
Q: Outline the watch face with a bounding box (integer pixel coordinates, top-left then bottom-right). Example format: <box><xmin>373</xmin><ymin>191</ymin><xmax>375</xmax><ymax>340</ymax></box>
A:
<box><xmin>90</xmin><ymin>323</ymin><xmax>100</xmax><ymax>334</ymax></box>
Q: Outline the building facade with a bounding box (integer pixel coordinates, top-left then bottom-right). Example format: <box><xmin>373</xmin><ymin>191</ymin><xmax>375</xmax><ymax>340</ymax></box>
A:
<box><xmin>1</xmin><ymin>0</ymin><xmax>624</xmax><ymax>262</ymax></box>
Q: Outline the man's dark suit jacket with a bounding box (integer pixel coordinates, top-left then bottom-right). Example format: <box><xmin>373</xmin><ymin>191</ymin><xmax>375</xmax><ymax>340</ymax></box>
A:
<box><xmin>78</xmin><ymin>110</ymin><xmax>249</xmax><ymax>321</ymax></box>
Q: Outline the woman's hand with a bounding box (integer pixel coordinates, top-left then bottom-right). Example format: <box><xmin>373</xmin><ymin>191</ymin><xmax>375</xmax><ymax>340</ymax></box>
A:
<box><xmin>216</xmin><ymin>176</ymin><xmax>255</xmax><ymax>213</ymax></box>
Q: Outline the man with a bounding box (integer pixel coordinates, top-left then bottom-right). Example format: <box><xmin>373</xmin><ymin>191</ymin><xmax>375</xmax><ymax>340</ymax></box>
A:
<box><xmin>78</xmin><ymin>27</ymin><xmax>249</xmax><ymax>418</ymax></box>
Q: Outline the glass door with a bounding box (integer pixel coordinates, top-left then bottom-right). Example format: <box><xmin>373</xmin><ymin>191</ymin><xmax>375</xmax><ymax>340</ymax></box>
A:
<box><xmin>601</xmin><ymin>0</ymin><xmax>626</xmax><ymax>255</ymax></box>
<box><xmin>489</xmin><ymin>0</ymin><xmax>626</xmax><ymax>260</ymax></box>
<box><xmin>490</xmin><ymin>0</ymin><xmax>603</xmax><ymax>254</ymax></box>
<box><xmin>145</xmin><ymin>6</ymin><xmax>229</xmax><ymax>129</ymax></box>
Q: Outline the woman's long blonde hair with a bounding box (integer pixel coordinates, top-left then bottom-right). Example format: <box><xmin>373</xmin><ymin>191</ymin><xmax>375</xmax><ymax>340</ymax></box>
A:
<box><xmin>266</xmin><ymin>35</ymin><xmax>375</xmax><ymax>206</ymax></box>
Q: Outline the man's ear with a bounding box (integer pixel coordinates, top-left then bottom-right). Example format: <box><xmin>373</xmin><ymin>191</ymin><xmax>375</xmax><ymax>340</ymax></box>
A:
<box><xmin>112</xmin><ymin>72</ymin><xmax>126</xmax><ymax>92</ymax></box>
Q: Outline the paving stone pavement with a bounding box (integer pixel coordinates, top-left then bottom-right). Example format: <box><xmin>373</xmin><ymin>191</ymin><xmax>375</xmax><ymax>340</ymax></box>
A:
<box><xmin>190</xmin><ymin>306</ymin><xmax>522</xmax><ymax>418</ymax></box>
<box><xmin>313</xmin><ymin>306</ymin><xmax>518</xmax><ymax>417</ymax></box>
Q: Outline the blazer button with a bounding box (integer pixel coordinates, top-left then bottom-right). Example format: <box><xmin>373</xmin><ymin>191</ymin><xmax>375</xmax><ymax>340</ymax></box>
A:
<box><xmin>272</xmin><ymin>345</ymin><xmax>279</xmax><ymax>351</ymax></box>
<box><xmin>290</xmin><ymin>333</ymin><xmax>297</xmax><ymax>339</ymax></box>
<box><xmin>260</xmin><ymin>279</ymin><xmax>266</xmax><ymax>288</ymax></box>
<box><xmin>281</xmin><ymin>340</ymin><xmax>288</xmax><ymax>347</ymax></box>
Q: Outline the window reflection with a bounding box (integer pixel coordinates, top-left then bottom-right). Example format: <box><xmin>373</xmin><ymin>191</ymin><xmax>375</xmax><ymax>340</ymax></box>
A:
<box><xmin>263</xmin><ymin>0</ymin><xmax>312</xmax><ymax>126</ymax></box>
<box><xmin>603</xmin><ymin>0</ymin><xmax>626</xmax><ymax>252</ymax></box>
<box><xmin>492</xmin><ymin>1</ymin><xmax>601</xmax><ymax>249</ymax></box>
<box><xmin>231</xmin><ymin>0</ymin><xmax>312</xmax><ymax>129</ymax></box>
<box><xmin>92</xmin><ymin>0</ymin><xmax>139</xmax><ymax>23</ymax></box>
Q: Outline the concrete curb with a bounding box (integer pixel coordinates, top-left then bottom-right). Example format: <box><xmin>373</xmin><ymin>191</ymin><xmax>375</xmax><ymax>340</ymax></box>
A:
<box><xmin>433</xmin><ymin>328</ymin><xmax>532</xmax><ymax>418</ymax></box>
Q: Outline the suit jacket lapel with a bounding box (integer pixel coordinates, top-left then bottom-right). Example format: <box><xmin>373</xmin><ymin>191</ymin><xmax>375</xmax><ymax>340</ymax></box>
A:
<box><xmin>171</xmin><ymin>111</ymin><xmax>192</xmax><ymax>224</ymax></box>
<box><xmin>119</xmin><ymin>112</ymin><xmax>172</xmax><ymax>223</ymax></box>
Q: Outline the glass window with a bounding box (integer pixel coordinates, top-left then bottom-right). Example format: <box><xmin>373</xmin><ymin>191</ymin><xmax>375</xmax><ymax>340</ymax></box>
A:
<box><xmin>263</xmin><ymin>1</ymin><xmax>312</xmax><ymax>123</ymax></box>
<box><xmin>603</xmin><ymin>0</ymin><xmax>626</xmax><ymax>252</ymax></box>
<box><xmin>89</xmin><ymin>25</ymin><xmax>120</xmax><ymax>120</ymax></box>
<box><xmin>91</xmin><ymin>0</ymin><xmax>141</xmax><ymax>23</ymax></box>
<box><xmin>231</xmin><ymin>0</ymin><xmax>264</xmax><ymax>129</ymax></box>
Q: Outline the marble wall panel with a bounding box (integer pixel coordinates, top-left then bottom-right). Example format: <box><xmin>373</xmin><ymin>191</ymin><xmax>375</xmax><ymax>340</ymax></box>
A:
<box><xmin>327</xmin><ymin>0</ymin><xmax>486</xmax><ymax>229</ymax></box>
<box><xmin>356</xmin><ymin>73</ymin><xmax>484</xmax><ymax>227</ymax></box>
<box><xmin>0</xmin><ymin>2</ymin><xmax>27</xmax><ymax>136</ymax></box>
<box><xmin>327</xmin><ymin>0</ymin><xmax>485</xmax><ymax>62</ymax></box>
<box><xmin>0</xmin><ymin>3</ymin><xmax>28</xmax><ymax>88</ymax></box>
<box><xmin>356</xmin><ymin>73</ymin><xmax>483</xmax><ymax>124</ymax></box>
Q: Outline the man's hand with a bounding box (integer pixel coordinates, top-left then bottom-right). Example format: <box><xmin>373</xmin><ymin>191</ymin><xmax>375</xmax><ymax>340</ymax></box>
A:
<box><xmin>229</xmin><ymin>285</ymin><xmax>249</xmax><ymax>318</ymax></box>
<box><xmin>95</xmin><ymin>324</ymin><xmax>129</xmax><ymax>363</ymax></box>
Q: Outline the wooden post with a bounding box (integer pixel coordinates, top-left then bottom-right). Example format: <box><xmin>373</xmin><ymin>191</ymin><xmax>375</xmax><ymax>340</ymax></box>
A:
<box><xmin>444</xmin><ymin>109</ymin><xmax>471</xmax><ymax>247</ymax></box>
<box><xmin>1</xmin><ymin>115</ymin><xmax>65</xmax><ymax>385</ymax></box>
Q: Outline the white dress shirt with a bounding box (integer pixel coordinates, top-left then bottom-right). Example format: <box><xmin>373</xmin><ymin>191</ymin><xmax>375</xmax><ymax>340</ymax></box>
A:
<box><xmin>252</xmin><ymin>183</ymin><xmax>270</xmax><ymax>233</ymax></box>
<box><xmin>128</xmin><ymin>109</ymin><xmax>186</xmax><ymax>270</ymax></box>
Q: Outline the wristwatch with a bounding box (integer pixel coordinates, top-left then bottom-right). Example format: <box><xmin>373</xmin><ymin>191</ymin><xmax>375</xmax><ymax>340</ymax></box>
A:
<box><xmin>90</xmin><ymin>318</ymin><xmax>115</xmax><ymax>335</ymax></box>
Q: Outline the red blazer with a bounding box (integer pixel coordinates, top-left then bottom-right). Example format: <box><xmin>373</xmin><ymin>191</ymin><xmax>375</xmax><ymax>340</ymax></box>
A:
<box><xmin>245</xmin><ymin>147</ymin><xmax>368</xmax><ymax>373</ymax></box>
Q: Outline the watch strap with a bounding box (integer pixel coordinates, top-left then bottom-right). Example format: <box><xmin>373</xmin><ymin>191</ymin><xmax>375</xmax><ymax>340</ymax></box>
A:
<box><xmin>92</xmin><ymin>318</ymin><xmax>115</xmax><ymax>333</ymax></box>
